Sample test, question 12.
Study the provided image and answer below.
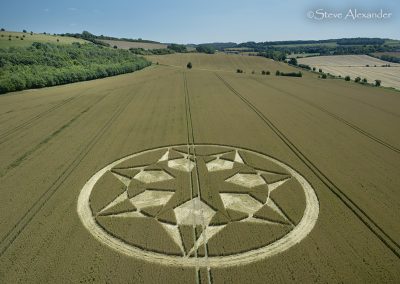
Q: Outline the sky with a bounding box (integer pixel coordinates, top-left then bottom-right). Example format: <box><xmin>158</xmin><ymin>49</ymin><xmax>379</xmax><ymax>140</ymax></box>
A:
<box><xmin>1</xmin><ymin>0</ymin><xmax>399</xmax><ymax>44</ymax></box>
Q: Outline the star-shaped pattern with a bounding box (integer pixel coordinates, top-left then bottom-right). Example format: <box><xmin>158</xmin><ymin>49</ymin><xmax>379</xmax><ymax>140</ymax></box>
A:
<box><xmin>93</xmin><ymin>147</ymin><xmax>295</xmax><ymax>256</ymax></box>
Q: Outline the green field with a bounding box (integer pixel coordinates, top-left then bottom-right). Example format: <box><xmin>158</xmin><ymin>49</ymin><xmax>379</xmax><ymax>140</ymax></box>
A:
<box><xmin>0</xmin><ymin>31</ymin><xmax>87</xmax><ymax>48</ymax></box>
<box><xmin>0</xmin><ymin>53</ymin><xmax>399</xmax><ymax>283</ymax></box>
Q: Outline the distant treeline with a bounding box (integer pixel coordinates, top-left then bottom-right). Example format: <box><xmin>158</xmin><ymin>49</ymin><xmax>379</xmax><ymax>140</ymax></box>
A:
<box><xmin>0</xmin><ymin>42</ymin><xmax>151</xmax><ymax>94</ymax></box>
<box><xmin>195</xmin><ymin>45</ymin><xmax>216</xmax><ymax>54</ymax></box>
<box><xmin>336</xmin><ymin>38</ymin><xmax>385</xmax><ymax>45</ymax></box>
<box><xmin>129</xmin><ymin>47</ymin><xmax>175</xmax><ymax>55</ymax></box>
<box><xmin>257</xmin><ymin>50</ymin><xmax>286</xmax><ymax>61</ymax></box>
<box><xmin>61</xmin><ymin>31</ymin><xmax>161</xmax><ymax>44</ymax></box>
<box><xmin>372</xmin><ymin>54</ymin><xmax>400</xmax><ymax>63</ymax></box>
<box><xmin>231</xmin><ymin>38</ymin><xmax>398</xmax><ymax>56</ymax></box>
<box><xmin>246</xmin><ymin>44</ymin><xmax>397</xmax><ymax>56</ymax></box>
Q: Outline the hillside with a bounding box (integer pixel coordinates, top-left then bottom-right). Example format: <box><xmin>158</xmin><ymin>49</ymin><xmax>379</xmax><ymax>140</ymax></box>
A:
<box><xmin>0</xmin><ymin>30</ymin><xmax>87</xmax><ymax>48</ymax></box>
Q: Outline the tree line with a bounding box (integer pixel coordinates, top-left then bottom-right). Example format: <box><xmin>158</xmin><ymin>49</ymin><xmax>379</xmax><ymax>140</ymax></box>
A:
<box><xmin>0</xmin><ymin>42</ymin><xmax>151</xmax><ymax>94</ymax></box>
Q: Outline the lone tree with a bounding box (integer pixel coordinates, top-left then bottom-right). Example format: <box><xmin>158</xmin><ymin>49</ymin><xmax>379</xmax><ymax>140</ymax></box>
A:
<box><xmin>23</xmin><ymin>29</ymin><xmax>27</xmax><ymax>33</ymax></box>
<box><xmin>362</xmin><ymin>78</ymin><xmax>368</xmax><ymax>83</ymax></box>
<box><xmin>1</xmin><ymin>28</ymin><xmax>5</xmax><ymax>31</ymax></box>
<box><xmin>345</xmin><ymin>76</ymin><xmax>350</xmax><ymax>81</ymax></box>
<box><xmin>319</xmin><ymin>68</ymin><xmax>322</xmax><ymax>73</ymax></box>
<box><xmin>288</xmin><ymin>58</ymin><xmax>297</xmax><ymax>66</ymax></box>
<box><xmin>375</xmin><ymin>79</ymin><xmax>381</xmax><ymax>87</ymax></box>
<box><xmin>113</xmin><ymin>45</ymin><xmax>118</xmax><ymax>49</ymax></box>
<box><xmin>275</xmin><ymin>70</ymin><xmax>280</xmax><ymax>76</ymax></box>
<box><xmin>321</xmin><ymin>73</ymin><xmax>327</xmax><ymax>79</ymax></box>
<box><xmin>187</xmin><ymin>62</ymin><xmax>192</xmax><ymax>69</ymax></box>
<box><xmin>355</xmin><ymin>77</ymin><xmax>361</xmax><ymax>83</ymax></box>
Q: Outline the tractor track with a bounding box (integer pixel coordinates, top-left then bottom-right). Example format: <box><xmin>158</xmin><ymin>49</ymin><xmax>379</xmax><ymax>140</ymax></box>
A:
<box><xmin>183</xmin><ymin>72</ymin><xmax>213</xmax><ymax>284</ymax></box>
<box><xmin>0</xmin><ymin>91</ymin><xmax>136</xmax><ymax>257</ymax></box>
<box><xmin>291</xmin><ymin>79</ymin><xmax>400</xmax><ymax>119</ymax></box>
<box><xmin>0</xmin><ymin>97</ymin><xmax>77</xmax><ymax>145</ymax></box>
<box><xmin>215</xmin><ymin>73</ymin><xmax>400</xmax><ymax>259</ymax></box>
<box><xmin>252</xmin><ymin>77</ymin><xmax>400</xmax><ymax>154</ymax></box>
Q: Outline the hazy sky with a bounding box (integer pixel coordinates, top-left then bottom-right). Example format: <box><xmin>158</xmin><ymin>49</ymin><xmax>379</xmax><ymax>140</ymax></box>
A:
<box><xmin>1</xmin><ymin>0</ymin><xmax>399</xmax><ymax>43</ymax></box>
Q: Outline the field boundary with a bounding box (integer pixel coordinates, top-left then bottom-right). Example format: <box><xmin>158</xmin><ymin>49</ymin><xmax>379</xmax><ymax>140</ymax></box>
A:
<box><xmin>252</xmin><ymin>77</ymin><xmax>400</xmax><ymax>154</ymax></box>
<box><xmin>0</xmin><ymin>90</ymin><xmax>137</xmax><ymax>257</ymax></box>
<box><xmin>215</xmin><ymin>73</ymin><xmax>400</xmax><ymax>258</ymax></box>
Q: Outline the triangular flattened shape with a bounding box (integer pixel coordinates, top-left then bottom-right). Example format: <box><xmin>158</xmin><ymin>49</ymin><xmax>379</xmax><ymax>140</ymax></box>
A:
<box><xmin>240</xmin><ymin>152</ymin><xmax>290</xmax><ymax>175</ymax></box>
<box><xmin>261</xmin><ymin>172</ymin><xmax>291</xmax><ymax>184</ymax></box>
<box><xmin>89</xmin><ymin>171</ymin><xmax>126</xmax><ymax>214</ymax></box>
<box><xmin>157</xmin><ymin>209</ymin><xmax>177</xmax><ymax>225</ymax></box>
<box><xmin>140</xmin><ymin>205</ymin><xmax>164</xmax><ymax>218</ymax></box>
<box><xmin>115</xmin><ymin>149</ymin><xmax>166</xmax><ymax>169</ymax></box>
<box><xmin>111</xmin><ymin>168</ymin><xmax>140</xmax><ymax>179</ymax></box>
<box><xmin>227</xmin><ymin>208</ymin><xmax>248</xmax><ymax>222</ymax></box>
<box><xmin>179</xmin><ymin>225</ymin><xmax>195</xmax><ymax>255</ymax></box>
<box><xmin>127</xmin><ymin>179</ymin><xmax>146</xmax><ymax>198</ymax></box>
<box><xmin>99</xmin><ymin>199</ymin><xmax>136</xmax><ymax>216</ymax></box>
<box><xmin>169</xmin><ymin>149</ymin><xmax>185</xmax><ymax>160</ymax></box>
<box><xmin>202</xmin><ymin>156</ymin><xmax>218</xmax><ymax>163</ymax></box>
<box><xmin>249</xmin><ymin>187</ymin><xmax>269</xmax><ymax>204</ymax></box>
<box><xmin>144</xmin><ymin>164</ymin><xmax>164</xmax><ymax>171</ymax></box>
<box><xmin>253</xmin><ymin>204</ymin><xmax>289</xmax><ymax>224</ymax></box>
<box><xmin>209</xmin><ymin>211</ymin><xmax>230</xmax><ymax>226</ymax></box>
<box><xmin>146</xmin><ymin>179</ymin><xmax>176</xmax><ymax>191</ymax></box>
<box><xmin>220</xmin><ymin>151</ymin><xmax>236</xmax><ymax>161</ymax></box>
<box><xmin>269</xmin><ymin>178</ymin><xmax>306</xmax><ymax>225</ymax></box>
<box><xmin>195</xmin><ymin>225</ymin><xmax>203</xmax><ymax>239</ymax></box>
<box><xmin>234</xmin><ymin>151</ymin><xmax>244</xmax><ymax>164</ymax></box>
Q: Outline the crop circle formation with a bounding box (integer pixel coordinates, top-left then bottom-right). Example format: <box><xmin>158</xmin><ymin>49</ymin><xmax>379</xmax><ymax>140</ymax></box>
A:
<box><xmin>77</xmin><ymin>144</ymin><xmax>319</xmax><ymax>268</ymax></box>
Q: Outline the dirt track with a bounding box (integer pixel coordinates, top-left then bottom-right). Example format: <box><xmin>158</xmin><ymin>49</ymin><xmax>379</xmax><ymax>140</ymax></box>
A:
<box><xmin>0</xmin><ymin>54</ymin><xmax>399</xmax><ymax>283</ymax></box>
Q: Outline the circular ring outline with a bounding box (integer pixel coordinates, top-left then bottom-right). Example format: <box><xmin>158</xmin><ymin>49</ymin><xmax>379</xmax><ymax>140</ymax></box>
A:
<box><xmin>77</xmin><ymin>144</ymin><xmax>319</xmax><ymax>268</ymax></box>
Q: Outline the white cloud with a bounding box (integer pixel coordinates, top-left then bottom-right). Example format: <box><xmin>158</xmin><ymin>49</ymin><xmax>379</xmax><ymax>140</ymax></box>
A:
<box><xmin>68</xmin><ymin>7</ymin><xmax>77</xmax><ymax>11</ymax></box>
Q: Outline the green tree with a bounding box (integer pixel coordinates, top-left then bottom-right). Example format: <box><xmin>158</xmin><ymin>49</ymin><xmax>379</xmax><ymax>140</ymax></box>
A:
<box><xmin>362</xmin><ymin>78</ymin><xmax>368</xmax><ymax>83</ymax></box>
<box><xmin>321</xmin><ymin>73</ymin><xmax>327</xmax><ymax>79</ymax></box>
<box><xmin>345</xmin><ymin>76</ymin><xmax>350</xmax><ymax>81</ymax></box>
<box><xmin>275</xmin><ymin>70</ymin><xmax>280</xmax><ymax>76</ymax></box>
<box><xmin>196</xmin><ymin>45</ymin><xmax>216</xmax><ymax>54</ymax></box>
<box><xmin>355</xmin><ymin>77</ymin><xmax>361</xmax><ymax>82</ymax></box>
<box><xmin>187</xmin><ymin>62</ymin><xmax>192</xmax><ymax>69</ymax></box>
<box><xmin>288</xmin><ymin>58</ymin><xmax>297</xmax><ymax>66</ymax></box>
<box><xmin>375</xmin><ymin>79</ymin><xmax>381</xmax><ymax>86</ymax></box>
<box><xmin>167</xmin><ymin>44</ymin><xmax>187</xmax><ymax>53</ymax></box>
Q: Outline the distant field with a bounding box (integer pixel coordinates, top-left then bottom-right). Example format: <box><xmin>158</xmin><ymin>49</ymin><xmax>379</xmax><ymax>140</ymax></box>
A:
<box><xmin>372</xmin><ymin>52</ymin><xmax>400</xmax><ymax>59</ymax></box>
<box><xmin>146</xmin><ymin>53</ymin><xmax>296</xmax><ymax>73</ymax></box>
<box><xmin>0</xmin><ymin>31</ymin><xmax>87</xmax><ymax>48</ymax></box>
<box><xmin>99</xmin><ymin>39</ymin><xmax>167</xmax><ymax>50</ymax></box>
<box><xmin>298</xmin><ymin>55</ymin><xmax>400</xmax><ymax>89</ymax></box>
